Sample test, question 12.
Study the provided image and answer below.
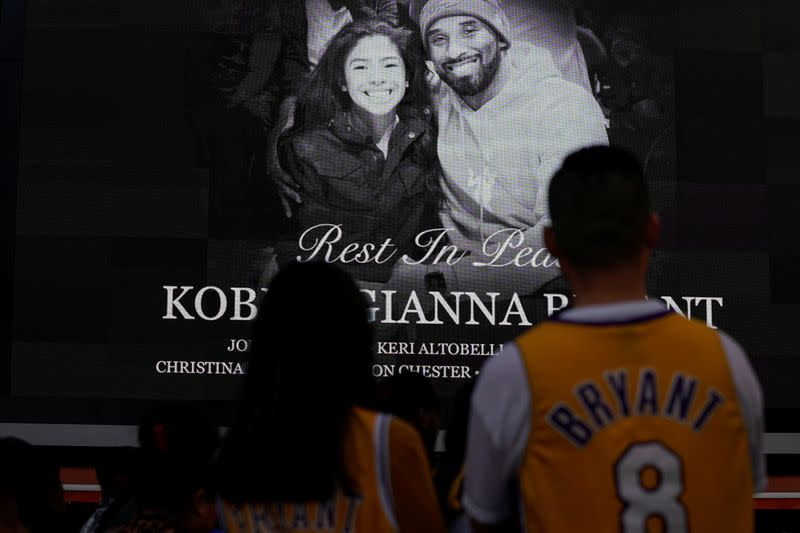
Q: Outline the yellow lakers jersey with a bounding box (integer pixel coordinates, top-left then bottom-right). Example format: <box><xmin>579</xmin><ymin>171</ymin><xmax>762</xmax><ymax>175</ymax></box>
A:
<box><xmin>515</xmin><ymin>311</ymin><xmax>754</xmax><ymax>532</ymax></box>
<box><xmin>217</xmin><ymin>408</ymin><xmax>397</xmax><ymax>533</ymax></box>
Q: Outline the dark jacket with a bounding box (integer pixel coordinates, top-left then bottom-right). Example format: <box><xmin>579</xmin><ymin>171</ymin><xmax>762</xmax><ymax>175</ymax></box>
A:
<box><xmin>278</xmin><ymin>105</ymin><xmax>438</xmax><ymax>282</ymax></box>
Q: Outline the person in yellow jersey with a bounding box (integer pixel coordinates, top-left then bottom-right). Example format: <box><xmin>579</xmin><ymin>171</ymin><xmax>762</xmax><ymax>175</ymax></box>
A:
<box><xmin>213</xmin><ymin>262</ymin><xmax>446</xmax><ymax>533</ymax></box>
<box><xmin>462</xmin><ymin>146</ymin><xmax>765</xmax><ymax>533</ymax></box>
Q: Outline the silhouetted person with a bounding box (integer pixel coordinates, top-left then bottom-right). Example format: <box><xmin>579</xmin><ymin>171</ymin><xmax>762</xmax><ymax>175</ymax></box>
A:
<box><xmin>214</xmin><ymin>262</ymin><xmax>446</xmax><ymax>532</ymax></box>
<box><xmin>0</xmin><ymin>437</ymin><xmax>64</xmax><ymax>533</ymax></box>
<box><xmin>80</xmin><ymin>447</ymin><xmax>138</xmax><ymax>533</ymax></box>
<box><xmin>110</xmin><ymin>404</ymin><xmax>220</xmax><ymax>533</ymax></box>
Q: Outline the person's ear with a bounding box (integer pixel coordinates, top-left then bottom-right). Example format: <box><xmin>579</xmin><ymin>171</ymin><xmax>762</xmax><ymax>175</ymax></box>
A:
<box><xmin>644</xmin><ymin>212</ymin><xmax>660</xmax><ymax>248</ymax></box>
<box><xmin>341</xmin><ymin>85</ymin><xmax>348</xmax><ymax>92</ymax></box>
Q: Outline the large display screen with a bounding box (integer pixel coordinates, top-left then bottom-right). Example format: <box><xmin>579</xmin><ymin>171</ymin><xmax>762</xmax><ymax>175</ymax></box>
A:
<box><xmin>4</xmin><ymin>0</ymin><xmax>799</xmax><ymax>425</ymax></box>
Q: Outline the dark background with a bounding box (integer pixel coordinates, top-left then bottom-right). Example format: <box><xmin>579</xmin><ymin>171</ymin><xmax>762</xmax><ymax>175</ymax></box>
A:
<box><xmin>2</xmin><ymin>0</ymin><xmax>800</xmax><ymax>433</ymax></box>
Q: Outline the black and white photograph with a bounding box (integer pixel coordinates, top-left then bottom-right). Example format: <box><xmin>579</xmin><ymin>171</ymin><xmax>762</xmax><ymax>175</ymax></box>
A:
<box><xmin>5</xmin><ymin>0</ymin><xmax>773</xmax><ymax>400</ymax></box>
<box><xmin>3</xmin><ymin>0</ymin><xmax>800</xmax><ymax>531</ymax></box>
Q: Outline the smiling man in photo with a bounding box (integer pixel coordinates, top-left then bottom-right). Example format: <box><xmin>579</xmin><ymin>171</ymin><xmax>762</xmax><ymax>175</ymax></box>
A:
<box><xmin>407</xmin><ymin>0</ymin><xmax>608</xmax><ymax>296</ymax></box>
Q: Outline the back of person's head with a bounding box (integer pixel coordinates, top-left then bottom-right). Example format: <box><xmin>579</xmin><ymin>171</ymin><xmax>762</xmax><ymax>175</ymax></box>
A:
<box><xmin>135</xmin><ymin>403</ymin><xmax>220</xmax><ymax>514</ymax></box>
<box><xmin>378</xmin><ymin>372</ymin><xmax>440</xmax><ymax>457</ymax></box>
<box><xmin>548</xmin><ymin>146</ymin><xmax>651</xmax><ymax>270</ymax></box>
<box><xmin>0</xmin><ymin>437</ymin><xmax>64</xmax><ymax>533</ymax></box>
<box><xmin>216</xmin><ymin>261</ymin><xmax>374</xmax><ymax>503</ymax></box>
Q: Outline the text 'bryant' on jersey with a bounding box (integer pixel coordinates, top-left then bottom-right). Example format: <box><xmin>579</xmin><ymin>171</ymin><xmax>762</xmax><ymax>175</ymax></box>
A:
<box><xmin>548</xmin><ymin>368</ymin><xmax>724</xmax><ymax>448</ymax></box>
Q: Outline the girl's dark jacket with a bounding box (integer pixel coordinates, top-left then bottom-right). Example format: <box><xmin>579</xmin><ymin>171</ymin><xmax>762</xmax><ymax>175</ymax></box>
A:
<box><xmin>277</xmin><ymin>105</ymin><xmax>439</xmax><ymax>282</ymax></box>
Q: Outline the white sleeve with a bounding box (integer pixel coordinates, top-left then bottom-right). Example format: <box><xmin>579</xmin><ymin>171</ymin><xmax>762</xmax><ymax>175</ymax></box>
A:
<box><xmin>462</xmin><ymin>343</ymin><xmax>531</xmax><ymax>524</ymax></box>
<box><xmin>719</xmin><ymin>331</ymin><xmax>767</xmax><ymax>492</ymax></box>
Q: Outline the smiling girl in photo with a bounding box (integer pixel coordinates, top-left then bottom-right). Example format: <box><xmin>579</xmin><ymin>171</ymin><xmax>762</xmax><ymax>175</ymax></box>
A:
<box><xmin>277</xmin><ymin>17</ymin><xmax>440</xmax><ymax>283</ymax></box>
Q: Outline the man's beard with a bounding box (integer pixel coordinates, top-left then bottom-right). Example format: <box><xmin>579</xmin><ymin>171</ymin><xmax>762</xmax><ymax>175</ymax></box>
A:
<box><xmin>437</xmin><ymin>49</ymin><xmax>502</xmax><ymax>97</ymax></box>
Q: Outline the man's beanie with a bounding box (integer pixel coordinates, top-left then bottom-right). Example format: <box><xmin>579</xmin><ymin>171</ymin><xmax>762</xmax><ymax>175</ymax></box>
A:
<box><xmin>410</xmin><ymin>0</ymin><xmax>512</xmax><ymax>51</ymax></box>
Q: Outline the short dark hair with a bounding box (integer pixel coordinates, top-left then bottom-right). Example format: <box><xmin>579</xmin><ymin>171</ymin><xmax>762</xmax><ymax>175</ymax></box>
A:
<box><xmin>548</xmin><ymin>146</ymin><xmax>650</xmax><ymax>269</ymax></box>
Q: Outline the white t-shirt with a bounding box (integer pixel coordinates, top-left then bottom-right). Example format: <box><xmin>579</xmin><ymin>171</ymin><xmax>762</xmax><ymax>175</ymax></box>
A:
<box><xmin>376</xmin><ymin>115</ymin><xmax>401</xmax><ymax>158</ymax></box>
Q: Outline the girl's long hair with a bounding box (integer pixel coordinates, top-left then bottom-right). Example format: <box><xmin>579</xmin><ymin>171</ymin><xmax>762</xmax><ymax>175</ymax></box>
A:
<box><xmin>214</xmin><ymin>262</ymin><xmax>375</xmax><ymax>503</ymax></box>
